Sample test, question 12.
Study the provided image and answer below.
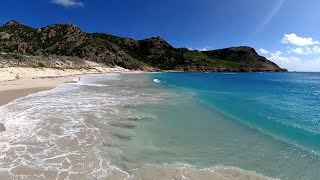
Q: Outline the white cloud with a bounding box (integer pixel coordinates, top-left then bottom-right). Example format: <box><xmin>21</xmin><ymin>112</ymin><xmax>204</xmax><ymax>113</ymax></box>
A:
<box><xmin>305</xmin><ymin>47</ymin><xmax>313</xmax><ymax>55</ymax></box>
<box><xmin>187</xmin><ymin>46</ymin><xmax>211</xmax><ymax>51</ymax></box>
<box><xmin>268</xmin><ymin>50</ymin><xmax>300</xmax><ymax>64</ymax></box>
<box><xmin>290</xmin><ymin>56</ymin><xmax>301</xmax><ymax>62</ymax></box>
<box><xmin>277</xmin><ymin>58</ymin><xmax>320</xmax><ymax>72</ymax></box>
<box><xmin>266</xmin><ymin>50</ymin><xmax>320</xmax><ymax>72</ymax></box>
<box><xmin>261</xmin><ymin>34</ymin><xmax>320</xmax><ymax>71</ymax></box>
<box><xmin>289</xmin><ymin>47</ymin><xmax>320</xmax><ymax>55</ymax></box>
<box><xmin>259</xmin><ymin>48</ymin><xmax>269</xmax><ymax>54</ymax></box>
<box><xmin>281</xmin><ymin>33</ymin><xmax>319</xmax><ymax>46</ymax></box>
<box><xmin>52</xmin><ymin>0</ymin><xmax>84</xmax><ymax>7</ymax></box>
<box><xmin>290</xmin><ymin>47</ymin><xmax>304</xmax><ymax>54</ymax></box>
<box><xmin>313</xmin><ymin>46</ymin><xmax>320</xmax><ymax>54</ymax></box>
<box><xmin>271</xmin><ymin>50</ymin><xmax>282</xmax><ymax>57</ymax></box>
<box><xmin>199</xmin><ymin>48</ymin><xmax>208</xmax><ymax>51</ymax></box>
<box><xmin>195</xmin><ymin>46</ymin><xmax>211</xmax><ymax>52</ymax></box>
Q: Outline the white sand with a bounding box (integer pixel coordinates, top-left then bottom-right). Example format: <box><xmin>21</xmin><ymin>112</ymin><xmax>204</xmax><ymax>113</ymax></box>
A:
<box><xmin>0</xmin><ymin>65</ymin><xmax>129</xmax><ymax>82</ymax></box>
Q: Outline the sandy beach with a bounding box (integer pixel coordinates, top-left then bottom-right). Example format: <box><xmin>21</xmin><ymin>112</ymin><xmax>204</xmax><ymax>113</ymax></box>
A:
<box><xmin>0</xmin><ymin>72</ymin><xmax>274</xmax><ymax>180</ymax></box>
<box><xmin>0</xmin><ymin>66</ymin><xmax>129</xmax><ymax>132</ymax></box>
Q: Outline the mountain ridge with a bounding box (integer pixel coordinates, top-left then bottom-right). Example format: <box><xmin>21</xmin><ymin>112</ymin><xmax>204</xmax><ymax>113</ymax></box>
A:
<box><xmin>0</xmin><ymin>20</ymin><xmax>287</xmax><ymax>72</ymax></box>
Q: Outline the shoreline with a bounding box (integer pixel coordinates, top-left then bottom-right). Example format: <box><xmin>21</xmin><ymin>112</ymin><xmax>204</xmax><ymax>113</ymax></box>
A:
<box><xmin>0</xmin><ymin>71</ymin><xmax>279</xmax><ymax>179</ymax></box>
<box><xmin>0</xmin><ymin>66</ymin><xmax>130</xmax><ymax>132</ymax></box>
<box><xmin>0</xmin><ymin>76</ymin><xmax>76</xmax><ymax>105</ymax></box>
<box><xmin>0</xmin><ymin>77</ymin><xmax>78</xmax><ymax>132</ymax></box>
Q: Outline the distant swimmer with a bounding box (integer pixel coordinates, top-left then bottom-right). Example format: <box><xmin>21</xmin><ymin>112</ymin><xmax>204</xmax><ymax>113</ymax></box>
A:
<box><xmin>78</xmin><ymin>77</ymin><xmax>81</xmax><ymax>81</ymax></box>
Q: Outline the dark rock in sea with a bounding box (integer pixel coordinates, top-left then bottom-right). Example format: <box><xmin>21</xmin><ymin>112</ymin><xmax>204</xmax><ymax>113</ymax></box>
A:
<box><xmin>0</xmin><ymin>20</ymin><xmax>287</xmax><ymax>72</ymax></box>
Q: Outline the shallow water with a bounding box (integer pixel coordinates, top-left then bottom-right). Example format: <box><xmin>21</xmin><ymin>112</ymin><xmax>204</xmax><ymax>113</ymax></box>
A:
<box><xmin>137</xmin><ymin>72</ymin><xmax>320</xmax><ymax>180</ymax></box>
<box><xmin>0</xmin><ymin>72</ymin><xmax>319</xmax><ymax>179</ymax></box>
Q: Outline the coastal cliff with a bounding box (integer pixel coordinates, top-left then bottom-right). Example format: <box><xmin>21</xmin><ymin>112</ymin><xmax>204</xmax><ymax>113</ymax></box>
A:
<box><xmin>0</xmin><ymin>20</ymin><xmax>287</xmax><ymax>72</ymax></box>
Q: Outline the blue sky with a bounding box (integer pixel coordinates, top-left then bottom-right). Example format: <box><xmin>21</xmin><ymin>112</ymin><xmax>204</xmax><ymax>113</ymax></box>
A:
<box><xmin>1</xmin><ymin>0</ymin><xmax>320</xmax><ymax>71</ymax></box>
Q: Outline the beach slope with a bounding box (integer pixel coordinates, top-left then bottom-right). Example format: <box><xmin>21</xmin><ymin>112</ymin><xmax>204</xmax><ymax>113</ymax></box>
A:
<box><xmin>0</xmin><ymin>66</ymin><xmax>129</xmax><ymax>132</ymax></box>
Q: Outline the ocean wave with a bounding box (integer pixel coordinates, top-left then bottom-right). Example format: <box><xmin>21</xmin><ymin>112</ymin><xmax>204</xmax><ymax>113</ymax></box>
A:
<box><xmin>0</xmin><ymin>73</ymin><xmax>177</xmax><ymax>179</ymax></box>
<box><xmin>153</xmin><ymin>78</ymin><xmax>161</xmax><ymax>83</ymax></box>
<box><xmin>126</xmin><ymin>164</ymin><xmax>275</xmax><ymax>180</ymax></box>
<box><xmin>221</xmin><ymin>73</ymin><xmax>238</xmax><ymax>75</ymax></box>
<box><xmin>76</xmin><ymin>83</ymin><xmax>109</xmax><ymax>87</ymax></box>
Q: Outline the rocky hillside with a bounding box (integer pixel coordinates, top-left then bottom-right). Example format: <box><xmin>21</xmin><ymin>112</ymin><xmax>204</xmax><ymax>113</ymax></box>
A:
<box><xmin>0</xmin><ymin>20</ymin><xmax>287</xmax><ymax>72</ymax></box>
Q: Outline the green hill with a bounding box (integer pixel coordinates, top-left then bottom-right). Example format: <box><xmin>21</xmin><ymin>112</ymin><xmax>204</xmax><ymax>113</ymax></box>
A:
<box><xmin>0</xmin><ymin>20</ymin><xmax>287</xmax><ymax>72</ymax></box>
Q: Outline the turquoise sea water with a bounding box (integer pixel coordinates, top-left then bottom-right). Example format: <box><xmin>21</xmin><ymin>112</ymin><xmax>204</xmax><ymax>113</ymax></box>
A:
<box><xmin>154</xmin><ymin>72</ymin><xmax>320</xmax><ymax>151</ymax></box>
<box><xmin>116</xmin><ymin>72</ymin><xmax>320</xmax><ymax>179</ymax></box>
<box><xmin>1</xmin><ymin>72</ymin><xmax>320</xmax><ymax>179</ymax></box>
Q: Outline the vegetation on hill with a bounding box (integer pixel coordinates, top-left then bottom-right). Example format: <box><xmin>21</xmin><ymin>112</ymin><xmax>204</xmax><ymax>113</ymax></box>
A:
<box><xmin>0</xmin><ymin>20</ymin><xmax>287</xmax><ymax>72</ymax></box>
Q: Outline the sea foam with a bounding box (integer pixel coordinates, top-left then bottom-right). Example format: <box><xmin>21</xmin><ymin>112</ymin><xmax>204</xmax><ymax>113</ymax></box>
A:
<box><xmin>0</xmin><ymin>73</ymin><xmax>276</xmax><ymax>179</ymax></box>
<box><xmin>153</xmin><ymin>78</ymin><xmax>161</xmax><ymax>83</ymax></box>
<box><xmin>0</xmin><ymin>74</ymin><xmax>170</xmax><ymax>179</ymax></box>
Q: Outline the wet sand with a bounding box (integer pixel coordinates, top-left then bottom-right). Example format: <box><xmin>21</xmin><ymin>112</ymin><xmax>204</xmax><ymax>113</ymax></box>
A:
<box><xmin>0</xmin><ymin>88</ymin><xmax>52</xmax><ymax>106</ymax></box>
<box><xmin>0</xmin><ymin>77</ymin><xmax>75</xmax><ymax>132</ymax></box>
<box><xmin>0</xmin><ymin>78</ymin><xmax>74</xmax><ymax>105</ymax></box>
<box><xmin>0</xmin><ymin>66</ymin><xmax>130</xmax><ymax>132</ymax></box>
<box><xmin>0</xmin><ymin>88</ymin><xmax>51</xmax><ymax>131</ymax></box>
